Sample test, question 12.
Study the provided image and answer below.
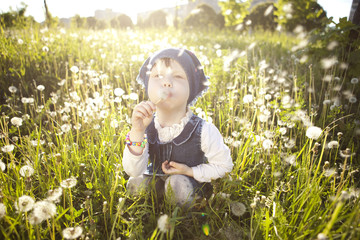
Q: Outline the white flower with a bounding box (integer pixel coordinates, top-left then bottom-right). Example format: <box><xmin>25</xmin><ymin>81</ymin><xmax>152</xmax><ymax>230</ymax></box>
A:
<box><xmin>157</xmin><ymin>214</ymin><xmax>170</xmax><ymax>233</ymax></box>
<box><xmin>28</xmin><ymin>212</ymin><xmax>42</xmax><ymax>225</ymax></box>
<box><xmin>21</xmin><ymin>97</ymin><xmax>35</xmax><ymax>104</ymax></box>
<box><xmin>306</xmin><ymin>126</ymin><xmax>322</xmax><ymax>140</ymax></box>
<box><xmin>1</xmin><ymin>144</ymin><xmax>15</xmax><ymax>153</ymax></box>
<box><xmin>11</xmin><ymin>117</ymin><xmax>23</xmax><ymax>127</ymax></box>
<box><xmin>42</xmin><ymin>46</ymin><xmax>49</xmax><ymax>52</ymax></box>
<box><xmin>328</xmin><ymin>140</ymin><xmax>339</xmax><ymax>149</ymax></box>
<box><xmin>284</xmin><ymin>154</ymin><xmax>297</xmax><ymax>166</ymax></box>
<box><xmin>243</xmin><ymin>94</ymin><xmax>253</xmax><ymax>104</ymax></box>
<box><xmin>0</xmin><ymin>203</ymin><xmax>6</xmax><ymax>219</ymax></box>
<box><xmin>15</xmin><ymin>195</ymin><xmax>35</xmax><ymax>212</ymax></box>
<box><xmin>0</xmin><ymin>161</ymin><xmax>6</xmax><ymax>172</ymax></box>
<box><xmin>9</xmin><ymin>86</ymin><xmax>18</xmax><ymax>93</ymax></box>
<box><xmin>32</xmin><ymin>201</ymin><xmax>57</xmax><ymax>221</ymax></box>
<box><xmin>70</xmin><ymin>66</ymin><xmax>79</xmax><ymax>73</ymax></box>
<box><xmin>46</xmin><ymin>188</ymin><xmax>63</xmax><ymax>202</ymax></box>
<box><xmin>60</xmin><ymin>176</ymin><xmax>77</xmax><ymax>188</ymax></box>
<box><xmin>129</xmin><ymin>93</ymin><xmax>138</xmax><ymax>100</ymax></box>
<box><xmin>18</xmin><ymin>39</ymin><xmax>24</xmax><ymax>44</ymax></box>
<box><xmin>37</xmin><ymin>85</ymin><xmax>45</xmax><ymax>91</ymax></box>
<box><xmin>114</xmin><ymin>88</ymin><xmax>125</xmax><ymax>97</ymax></box>
<box><xmin>61</xmin><ymin>124</ymin><xmax>72</xmax><ymax>133</ymax></box>
<box><xmin>230</xmin><ymin>201</ymin><xmax>246</xmax><ymax>217</ymax></box>
<box><xmin>62</xmin><ymin>226</ymin><xmax>83</xmax><ymax>239</ymax></box>
<box><xmin>19</xmin><ymin>165</ymin><xmax>35</xmax><ymax>177</ymax></box>
<box><xmin>351</xmin><ymin>78</ymin><xmax>359</xmax><ymax>84</ymax></box>
<box><xmin>262</xmin><ymin>139</ymin><xmax>274</xmax><ymax>150</ymax></box>
<box><xmin>320</xmin><ymin>57</ymin><xmax>337</xmax><ymax>69</ymax></box>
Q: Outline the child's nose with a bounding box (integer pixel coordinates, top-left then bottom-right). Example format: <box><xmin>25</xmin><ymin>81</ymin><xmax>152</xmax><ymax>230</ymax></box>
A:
<box><xmin>162</xmin><ymin>78</ymin><xmax>173</xmax><ymax>88</ymax></box>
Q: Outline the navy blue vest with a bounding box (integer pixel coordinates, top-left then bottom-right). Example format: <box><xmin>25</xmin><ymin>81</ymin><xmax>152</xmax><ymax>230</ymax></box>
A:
<box><xmin>143</xmin><ymin>114</ymin><xmax>207</xmax><ymax>176</ymax></box>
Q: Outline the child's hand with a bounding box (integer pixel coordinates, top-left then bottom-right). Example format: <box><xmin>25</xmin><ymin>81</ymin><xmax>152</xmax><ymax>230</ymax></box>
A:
<box><xmin>162</xmin><ymin>160</ymin><xmax>194</xmax><ymax>177</ymax></box>
<box><xmin>131</xmin><ymin>101</ymin><xmax>156</xmax><ymax>132</ymax></box>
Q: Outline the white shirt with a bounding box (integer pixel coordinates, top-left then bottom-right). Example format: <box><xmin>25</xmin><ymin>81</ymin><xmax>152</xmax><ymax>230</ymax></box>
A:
<box><xmin>122</xmin><ymin>111</ymin><xmax>234</xmax><ymax>183</ymax></box>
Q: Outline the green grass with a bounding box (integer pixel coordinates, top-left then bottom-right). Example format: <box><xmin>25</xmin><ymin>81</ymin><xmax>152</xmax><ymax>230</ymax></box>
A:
<box><xmin>0</xmin><ymin>27</ymin><xmax>359</xmax><ymax>239</ymax></box>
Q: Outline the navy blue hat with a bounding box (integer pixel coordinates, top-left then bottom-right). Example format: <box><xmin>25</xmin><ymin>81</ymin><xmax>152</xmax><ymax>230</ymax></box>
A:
<box><xmin>136</xmin><ymin>48</ymin><xmax>209</xmax><ymax>105</ymax></box>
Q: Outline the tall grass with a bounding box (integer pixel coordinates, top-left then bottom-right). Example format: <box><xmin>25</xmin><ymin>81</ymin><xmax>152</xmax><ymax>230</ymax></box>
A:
<box><xmin>0</xmin><ymin>27</ymin><xmax>359</xmax><ymax>239</ymax></box>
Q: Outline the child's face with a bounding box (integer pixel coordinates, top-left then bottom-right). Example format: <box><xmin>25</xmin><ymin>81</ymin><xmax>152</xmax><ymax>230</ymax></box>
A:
<box><xmin>148</xmin><ymin>59</ymin><xmax>189</xmax><ymax>109</ymax></box>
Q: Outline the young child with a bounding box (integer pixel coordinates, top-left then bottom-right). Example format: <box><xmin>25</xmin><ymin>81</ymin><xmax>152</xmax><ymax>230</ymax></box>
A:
<box><xmin>122</xmin><ymin>48</ymin><xmax>233</xmax><ymax>207</ymax></box>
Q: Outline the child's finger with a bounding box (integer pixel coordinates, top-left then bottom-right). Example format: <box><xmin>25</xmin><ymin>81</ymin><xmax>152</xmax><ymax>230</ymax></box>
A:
<box><xmin>140</xmin><ymin>102</ymin><xmax>154</xmax><ymax>116</ymax></box>
<box><xmin>147</xmin><ymin>101</ymin><xmax>157</xmax><ymax>112</ymax></box>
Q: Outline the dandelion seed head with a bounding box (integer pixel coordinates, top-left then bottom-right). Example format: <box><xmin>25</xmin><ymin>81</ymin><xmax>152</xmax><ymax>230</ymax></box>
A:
<box><xmin>15</xmin><ymin>195</ymin><xmax>35</xmax><ymax>212</ymax></box>
<box><xmin>42</xmin><ymin>46</ymin><xmax>49</xmax><ymax>52</ymax></box>
<box><xmin>60</xmin><ymin>176</ymin><xmax>77</xmax><ymax>188</ymax></box>
<box><xmin>0</xmin><ymin>161</ymin><xmax>6</xmax><ymax>172</ymax></box>
<box><xmin>284</xmin><ymin>154</ymin><xmax>297</xmax><ymax>166</ymax></box>
<box><xmin>11</xmin><ymin>117</ymin><xmax>23</xmax><ymax>127</ymax></box>
<box><xmin>327</xmin><ymin>140</ymin><xmax>339</xmax><ymax>149</ymax></box>
<box><xmin>327</xmin><ymin>41</ymin><xmax>338</xmax><ymax>51</ymax></box>
<box><xmin>230</xmin><ymin>201</ymin><xmax>246</xmax><ymax>217</ymax></box>
<box><xmin>70</xmin><ymin>66</ymin><xmax>79</xmax><ymax>73</ymax></box>
<box><xmin>62</xmin><ymin>226</ymin><xmax>83</xmax><ymax>239</ymax></box>
<box><xmin>320</xmin><ymin>57</ymin><xmax>337</xmax><ymax>69</ymax></box>
<box><xmin>37</xmin><ymin>85</ymin><xmax>45</xmax><ymax>91</ymax></box>
<box><xmin>306</xmin><ymin>126</ymin><xmax>322</xmax><ymax>140</ymax></box>
<box><xmin>9</xmin><ymin>86</ymin><xmax>18</xmax><ymax>93</ymax></box>
<box><xmin>157</xmin><ymin>214</ymin><xmax>170</xmax><ymax>233</ymax></box>
<box><xmin>114</xmin><ymin>88</ymin><xmax>125</xmax><ymax>97</ymax></box>
<box><xmin>61</xmin><ymin>124</ymin><xmax>72</xmax><ymax>133</ymax></box>
<box><xmin>1</xmin><ymin>144</ymin><xmax>15</xmax><ymax>153</ymax></box>
<box><xmin>351</xmin><ymin>78</ymin><xmax>359</xmax><ymax>84</ymax></box>
<box><xmin>19</xmin><ymin>165</ymin><xmax>34</xmax><ymax>177</ymax></box>
<box><xmin>0</xmin><ymin>203</ymin><xmax>6</xmax><ymax>219</ymax></box>
<box><xmin>262</xmin><ymin>139</ymin><xmax>274</xmax><ymax>150</ymax></box>
<box><xmin>33</xmin><ymin>201</ymin><xmax>57</xmax><ymax>221</ymax></box>
<box><xmin>264</xmin><ymin>5</ymin><xmax>274</xmax><ymax>16</ymax></box>
<box><xmin>46</xmin><ymin>188</ymin><xmax>63</xmax><ymax>202</ymax></box>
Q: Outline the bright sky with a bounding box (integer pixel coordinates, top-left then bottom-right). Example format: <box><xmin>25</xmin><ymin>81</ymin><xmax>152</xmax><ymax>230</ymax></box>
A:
<box><xmin>0</xmin><ymin>0</ymin><xmax>354</xmax><ymax>24</ymax></box>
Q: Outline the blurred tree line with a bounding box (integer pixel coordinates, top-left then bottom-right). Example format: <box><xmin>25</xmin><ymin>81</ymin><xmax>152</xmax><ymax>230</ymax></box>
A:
<box><xmin>0</xmin><ymin>0</ymin><xmax>343</xmax><ymax>32</ymax></box>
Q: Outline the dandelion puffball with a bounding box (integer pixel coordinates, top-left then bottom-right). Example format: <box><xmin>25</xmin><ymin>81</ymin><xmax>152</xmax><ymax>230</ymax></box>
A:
<box><xmin>306</xmin><ymin>126</ymin><xmax>322</xmax><ymax>140</ymax></box>
<box><xmin>62</xmin><ymin>226</ymin><xmax>83</xmax><ymax>240</ymax></box>
<box><xmin>155</xmin><ymin>89</ymin><xmax>169</xmax><ymax>104</ymax></box>
<box><xmin>157</xmin><ymin>214</ymin><xmax>170</xmax><ymax>233</ymax></box>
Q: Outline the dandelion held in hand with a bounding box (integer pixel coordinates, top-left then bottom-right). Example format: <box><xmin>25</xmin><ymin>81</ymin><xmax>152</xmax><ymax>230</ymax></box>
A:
<box><xmin>154</xmin><ymin>89</ymin><xmax>169</xmax><ymax>104</ymax></box>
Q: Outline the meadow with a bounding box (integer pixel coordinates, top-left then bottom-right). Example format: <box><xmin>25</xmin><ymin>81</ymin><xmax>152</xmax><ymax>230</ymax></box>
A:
<box><xmin>0</xmin><ymin>26</ymin><xmax>359</xmax><ymax>239</ymax></box>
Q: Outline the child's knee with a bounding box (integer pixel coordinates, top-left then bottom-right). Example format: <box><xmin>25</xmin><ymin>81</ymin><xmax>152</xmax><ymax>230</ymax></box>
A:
<box><xmin>165</xmin><ymin>175</ymin><xmax>194</xmax><ymax>207</ymax></box>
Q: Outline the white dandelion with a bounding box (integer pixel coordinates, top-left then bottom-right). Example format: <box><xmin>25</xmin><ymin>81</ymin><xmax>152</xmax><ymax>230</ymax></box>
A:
<box><xmin>15</xmin><ymin>195</ymin><xmax>35</xmax><ymax>212</ymax></box>
<box><xmin>157</xmin><ymin>214</ymin><xmax>170</xmax><ymax>233</ymax></box>
<box><xmin>70</xmin><ymin>66</ymin><xmax>79</xmax><ymax>73</ymax></box>
<box><xmin>9</xmin><ymin>86</ymin><xmax>18</xmax><ymax>93</ymax></box>
<box><xmin>114</xmin><ymin>88</ymin><xmax>125</xmax><ymax>97</ymax></box>
<box><xmin>60</xmin><ymin>176</ymin><xmax>77</xmax><ymax>188</ymax></box>
<box><xmin>262</xmin><ymin>139</ymin><xmax>274</xmax><ymax>150</ymax></box>
<box><xmin>61</xmin><ymin>124</ymin><xmax>72</xmax><ymax>133</ymax></box>
<box><xmin>11</xmin><ymin>117</ymin><xmax>23</xmax><ymax>127</ymax></box>
<box><xmin>28</xmin><ymin>212</ymin><xmax>43</xmax><ymax>225</ymax></box>
<box><xmin>19</xmin><ymin>165</ymin><xmax>35</xmax><ymax>177</ymax></box>
<box><xmin>37</xmin><ymin>85</ymin><xmax>45</xmax><ymax>91</ymax></box>
<box><xmin>0</xmin><ymin>203</ymin><xmax>6</xmax><ymax>219</ymax></box>
<box><xmin>328</xmin><ymin>140</ymin><xmax>339</xmax><ymax>149</ymax></box>
<box><xmin>351</xmin><ymin>78</ymin><xmax>359</xmax><ymax>84</ymax></box>
<box><xmin>62</xmin><ymin>226</ymin><xmax>83</xmax><ymax>239</ymax></box>
<box><xmin>46</xmin><ymin>188</ymin><xmax>63</xmax><ymax>202</ymax></box>
<box><xmin>32</xmin><ymin>201</ymin><xmax>57</xmax><ymax>221</ymax></box>
<box><xmin>306</xmin><ymin>126</ymin><xmax>322</xmax><ymax>140</ymax></box>
<box><xmin>1</xmin><ymin>144</ymin><xmax>15</xmax><ymax>153</ymax></box>
<box><xmin>230</xmin><ymin>201</ymin><xmax>246</xmax><ymax>217</ymax></box>
<box><xmin>0</xmin><ymin>161</ymin><xmax>6</xmax><ymax>172</ymax></box>
<box><xmin>243</xmin><ymin>94</ymin><xmax>254</xmax><ymax>104</ymax></box>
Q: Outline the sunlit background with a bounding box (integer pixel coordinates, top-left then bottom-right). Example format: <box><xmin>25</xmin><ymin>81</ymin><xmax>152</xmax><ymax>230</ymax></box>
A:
<box><xmin>0</xmin><ymin>0</ymin><xmax>354</xmax><ymax>24</ymax></box>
